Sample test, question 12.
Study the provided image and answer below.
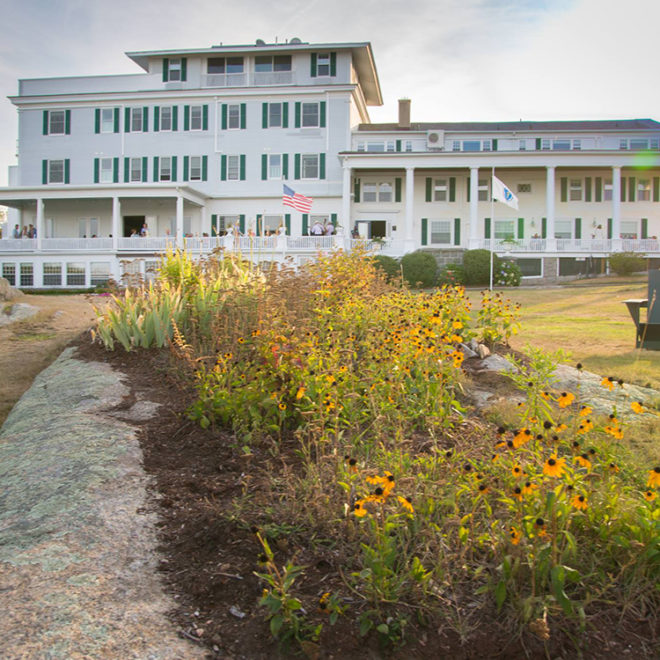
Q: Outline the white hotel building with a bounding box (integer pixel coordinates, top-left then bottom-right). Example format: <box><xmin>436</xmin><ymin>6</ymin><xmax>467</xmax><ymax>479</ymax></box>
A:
<box><xmin>1</xmin><ymin>39</ymin><xmax>659</xmax><ymax>288</ymax></box>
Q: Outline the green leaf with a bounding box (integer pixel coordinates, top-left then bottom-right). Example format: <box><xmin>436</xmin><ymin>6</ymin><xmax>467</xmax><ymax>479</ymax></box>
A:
<box><xmin>270</xmin><ymin>614</ymin><xmax>284</xmax><ymax>637</ymax></box>
<box><xmin>376</xmin><ymin>623</ymin><xmax>389</xmax><ymax>635</ymax></box>
<box><xmin>495</xmin><ymin>579</ymin><xmax>507</xmax><ymax>610</ymax></box>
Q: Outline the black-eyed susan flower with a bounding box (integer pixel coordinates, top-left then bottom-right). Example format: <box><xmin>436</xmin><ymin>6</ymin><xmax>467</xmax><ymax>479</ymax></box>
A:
<box><xmin>631</xmin><ymin>401</ymin><xmax>645</xmax><ymax>414</ymax></box>
<box><xmin>513</xmin><ymin>428</ymin><xmax>532</xmax><ymax>449</ymax></box>
<box><xmin>278</xmin><ymin>402</ymin><xmax>287</xmax><ymax>411</ymax></box>
<box><xmin>223</xmin><ymin>351</ymin><xmax>233</xmax><ymax>360</ymax></box>
<box><xmin>557</xmin><ymin>392</ymin><xmax>575</xmax><ymax>408</ymax></box>
<box><xmin>574</xmin><ymin>454</ymin><xmax>592</xmax><ymax>470</ymax></box>
<box><xmin>543</xmin><ymin>420</ymin><xmax>553</xmax><ymax>430</ymax></box>
<box><xmin>512</xmin><ymin>486</ymin><xmax>523</xmax><ymax>501</ymax></box>
<box><xmin>512</xmin><ymin>465</ymin><xmax>524</xmax><ymax>478</ymax></box>
<box><xmin>295</xmin><ymin>386</ymin><xmax>306</xmax><ymax>400</ymax></box>
<box><xmin>237</xmin><ymin>337</ymin><xmax>245</xmax><ymax>344</ymax></box>
<box><xmin>601</xmin><ymin>376</ymin><xmax>615</xmax><ymax>391</ymax></box>
<box><xmin>318</xmin><ymin>592</ymin><xmax>330</xmax><ymax>611</ymax></box>
<box><xmin>643</xmin><ymin>490</ymin><xmax>657</xmax><ymax>502</ymax></box>
<box><xmin>477</xmin><ymin>483</ymin><xmax>490</xmax><ymax>495</ymax></box>
<box><xmin>543</xmin><ymin>454</ymin><xmax>566</xmax><ymax>478</ymax></box>
<box><xmin>534</xmin><ymin>518</ymin><xmax>548</xmax><ymax>538</ymax></box>
<box><xmin>571</xmin><ymin>494</ymin><xmax>588</xmax><ymax>511</ymax></box>
<box><xmin>522</xmin><ymin>481</ymin><xmax>539</xmax><ymax>496</ymax></box>
<box><xmin>604</xmin><ymin>425</ymin><xmax>623</xmax><ymax>440</ymax></box>
<box><xmin>540</xmin><ymin>391</ymin><xmax>552</xmax><ymax>401</ymax></box>
<box><xmin>397</xmin><ymin>495</ymin><xmax>414</xmax><ymax>513</ymax></box>
<box><xmin>577</xmin><ymin>419</ymin><xmax>594</xmax><ymax>435</ymax></box>
<box><xmin>509</xmin><ymin>526</ymin><xmax>521</xmax><ymax>545</ymax></box>
<box><xmin>608</xmin><ymin>462</ymin><xmax>619</xmax><ymax>473</ymax></box>
<box><xmin>353</xmin><ymin>500</ymin><xmax>367</xmax><ymax>517</ymax></box>
<box><xmin>647</xmin><ymin>467</ymin><xmax>660</xmax><ymax>488</ymax></box>
<box><xmin>346</xmin><ymin>457</ymin><xmax>358</xmax><ymax>473</ymax></box>
<box><xmin>579</xmin><ymin>405</ymin><xmax>592</xmax><ymax>417</ymax></box>
<box><xmin>555</xmin><ymin>423</ymin><xmax>568</xmax><ymax>433</ymax></box>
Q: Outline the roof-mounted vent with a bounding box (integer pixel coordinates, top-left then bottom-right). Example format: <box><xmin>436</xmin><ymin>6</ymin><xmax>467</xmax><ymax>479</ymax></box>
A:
<box><xmin>290</xmin><ymin>37</ymin><xmax>302</xmax><ymax>44</ymax></box>
<box><xmin>256</xmin><ymin>39</ymin><xmax>267</xmax><ymax>46</ymax></box>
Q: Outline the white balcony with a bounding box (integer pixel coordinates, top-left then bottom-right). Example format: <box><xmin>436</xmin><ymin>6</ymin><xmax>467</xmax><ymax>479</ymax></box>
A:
<box><xmin>201</xmin><ymin>70</ymin><xmax>294</xmax><ymax>88</ymax></box>
<box><xmin>201</xmin><ymin>72</ymin><xmax>247</xmax><ymax>87</ymax></box>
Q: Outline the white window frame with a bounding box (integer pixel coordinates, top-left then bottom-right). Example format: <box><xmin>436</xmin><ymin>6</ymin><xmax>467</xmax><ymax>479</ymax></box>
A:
<box><xmin>604</xmin><ymin>179</ymin><xmax>613</xmax><ymax>202</ymax></box>
<box><xmin>569</xmin><ymin>178</ymin><xmax>583</xmax><ymax>201</ymax></box>
<box><xmin>48</xmin><ymin>110</ymin><xmax>65</xmax><ymax>135</ymax></box>
<box><xmin>620</xmin><ymin>220</ymin><xmax>638</xmax><ymax>239</ymax></box>
<box><xmin>519</xmin><ymin>139</ymin><xmax>527</xmax><ymax>151</ymax></box>
<box><xmin>130</xmin><ymin>157</ymin><xmax>142</xmax><ymax>183</ymax></box>
<box><xmin>100</xmin><ymin>108</ymin><xmax>114</xmax><ymax>133</ymax></box>
<box><xmin>434</xmin><ymin>179</ymin><xmax>448</xmax><ymax>202</ymax></box>
<box><xmin>637</xmin><ymin>179</ymin><xmax>651</xmax><ymax>202</ymax></box>
<box><xmin>554</xmin><ymin>219</ymin><xmax>572</xmax><ymax>239</ymax></box>
<box><xmin>100</xmin><ymin>158</ymin><xmax>113</xmax><ymax>184</ymax></box>
<box><xmin>316</xmin><ymin>53</ymin><xmax>331</xmax><ymax>76</ymax></box>
<box><xmin>190</xmin><ymin>105</ymin><xmax>202</xmax><ymax>131</ymax></box>
<box><xmin>255</xmin><ymin>55</ymin><xmax>292</xmax><ymax>72</ymax></box>
<box><xmin>130</xmin><ymin>107</ymin><xmax>143</xmax><ymax>132</ymax></box>
<box><xmin>159</xmin><ymin>156</ymin><xmax>172</xmax><ymax>182</ymax></box>
<box><xmin>43</xmin><ymin>262</ymin><xmax>63</xmax><ymax>286</ymax></box>
<box><xmin>227</xmin><ymin>104</ymin><xmax>240</xmax><ymax>130</ymax></box>
<box><xmin>494</xmin><ymin>219</ymin><xmax>515</xmax><ymax>240</ymax></box>
<box><xmin>541</xmin><ymin>139</ymin><xmax>551</xmax><ymax>151</ymax></box>
<box><xmin>478</xmin><ymin>179</ymin><xmax>489</xmax><ymax>202</ymax></box>
<box><xmin>268</xmin><ymin>154</ymin><xmax>282</xmax><ymax>180</ymax></box>
<box><xmin>362</xmin><ymin>183</ymin><xmax>377</xmax><ymax>202</ymax></box>
<box><xmin>167</xmin><ymin>58</ymin><xmax>182</xmax><ymax>82</ymax></box>
<box><xmin>430</xmin><ymin>219</ymin><xmax>452</xmax><ymax>245</ymax></box>
<box><xmin>552</xmin><ymin>139</ymin><xmax>571</xmax><ymax>151</ymax></box>
<box><xmin>160</xmin><ymin>106</ymin><xmax>173</xmax><ymax>131</ymax></box>
<box><xmin>262</xmin><ymin>215</ymin><xmax>283</xmax><ymax>234</ymax></box>
<box><xmin>268</xmin><ymin>103</ymin><xmax>282</xmax><ymax>128</ymax></box>
<box><xmin>452</xmin><ymin>140</ymin><xmax>461</xmax><ymax>152</ymax></box>
<box><xmin>216</xmin><ymin>215</ymin><xmax>239</xmax><ymax>235</ymax></box>
<box><xmin>189</xmin><ymin>156</ymin><xmax>202</xmax><ymax>182</ymax></box>
<box><xmin>48</xmin><ymin>159</ymin><xmax>65</xmax><ymax>184</ymax></box>
<box><xmin>572</xmin><ymin>139</ymin><xmax>581</xmax><ymax>151</ymax></box>
<box><xmin>378</xmin><ymin>182</ymin><xmax>393</xmax><ymax>202</ymax></box>
<box><xmin>227</xmin><ymin>155</ymin><xmax>240</xmax><ymax>181</ymax></box>
<box><xmin>301</xmin><ymin>102</ymin><xmax>319</xmax><ymax>128</ymax></box>
<box><xmin>301</xmin><ymin>154</ymin><xmax>319</xmax><ymax>180</ymax></box>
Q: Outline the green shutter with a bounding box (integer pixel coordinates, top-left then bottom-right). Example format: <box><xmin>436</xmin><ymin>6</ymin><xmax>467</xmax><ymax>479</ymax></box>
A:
<box><xmin>183</xmin><ymin>105</ymin><xmax>190</xmax><ymax>131</ymax></box>
<box><xmin>221</xmin><ymin>155</ymin><xmax>227</xmax><ymax>181</ymax></box>
<box><xmin>560</xmin><ymin>177</ymin><xmax>567</xmax><ymax>202</ymax></box>
<box><xmin>113</xmin><ymin>107</ymin><xmax>119</xmax><ymax>133</ymax></box>
<box><xmin>302</xmin><ymin>214</ymin><xmax>309</xmax><ymax>235</ymax></box>
<box><xmin>124</xmin><ymin>107</ymin><xmax>131</xmax><ymax>133</ymax></box>
<box><xmin>449</xmin><ymin>177</ymin><xmax>456</xmax><ymax>202</ymax></box>
<box><xmin>124</xmin><ymin>157</ymin><xmax>129</xmax><ymax>183</ymax></box>
<box><xmin>425</xmin><ymin>177</ymin><xmax>432</xmax><ymax>202</ymax></box>
<box><xmin>65</xmin><ymin>110</ymin><xmax>71</xmax><ymax>134</ymax></box>
<box><xmin>454</xmin><ymin>218</ymin><xmax>461</xmax><ymax>246</ymax></box>
<box><xmin>239</xmin><ymin>215</ymin><xmax>246</xmax><ymax>234</ymax></box>
<box><xmin>485</xmin><ymin>217</ymin><xmax>491</xmax><ymax>239</ymax></box>
<box><xmin>42</xmin><ymin>160</ymin><xmax>48</xmax><ymax>184</ymax></box>
<box><xmin>574</xmin><ymin>218</ymin><xmax>581</xmax><ymax>239</ymax></box>
<box><xmin>202</xmin><ymin>104</ymin><xmax>208</xmax><ymax>130</ymax></box>
<box><xmin>211</xmin><ymin>214</ymin><xmax>218</xmax><ymax>236</ymax></box>
<box><xmin>330</xmin><ymin>52</ymin><xmax>337</xmax><ymax>76</ymax></box>
<box><xmin>93</xmin><ymin>158</ymin><xmax>99</xmax><ymax>184</ymax></box>
<box><xmin>310</xmin><ymin>53</ymin><xmax>317</xmax><ymax>78</ymax></box>
<box><xmin>261</xmin><ymin>154</ymin><xmax>267</xmax><ymax>180</ymax></box>
<box><xmin>595</xmin><ymin>177</ymin><xmax>602</xmax><ymax>202</ymax></box>
<box><xmin>183</xmin><ymin>156</ymin><xmax>189</xmax><ymax>182</ymax></box>
<box><xmin>64</xmin><ymin>159</ymin><xmax>70</xmax><ymax>184</ymax></box>
<box><xmin>94</xmin><ymin>108</ymin><xmax>100</xmax><ymax>134</ymax></box>
<box><xmin>171</xmin><ymin>156</ymin><xmax>177</xmax><ymax>181</ymax></box>
<box><xmin>181</xmin><ymin>57</ymin><xmax>187</xmax><ymax>82</ymax></box>
<box><xmin>331</xmin><ymin>213</ymin><xmax>337</xmax><ymax>228</ymax></box>
<box><xmin>221</xmin><ymin>104</ymin><xmax>227</xmax><ymax>130</ymax></box>
<box><xmin>629</xmin><ymin>177</ymin><xmax>635</xmax><ymax>202</ymax></box>
<box><xmin>541</xmin><ymin>217</ymin><xmax>547</xmax><ymax>238</ymax></box>
<box><xmin>466</xmin><ymin>178</ymin><xmax>470</xmax><ymax>202</ymax></box>
<box><xmin>294</xmin><ymin>153</ymin><xmax>301</xmax><ymax>179</ymax></box>
<box><xmin>162</xmin><ymin>58</ymin><xmax>169</xmax><ymax>82</ymax></box>
<box><xmin>262</xmin><ymin>103</ymin><xmax>268</xmax><ymax>128</ymax></box>
<box><xmin>154</xmin><ymin>106</ymin><xmax>160</xmax><ymax>132</ymax></box>
<box><xmin>282</xmin><ymin>153</ymin><xmax>289</xmax><ymax>179</ymax></box>
<box><xmin>354</xmin><ymin>178</ymin><xmax>360</xmax><ymax>202</ymax></box>
<box><xmin>142</xmin><ymin>156</ymin><xmax>148</xmax><ymax>182</ymax></box>
<box><xmin>535</xmin><ymin>138</ymin><xmax>541</xmax><ymax>150</ymax></box>
<box><xmin>607</xmin><ymin>218</ymin><xmax>612</xmax><ymax>239</ymax></box>
<box><xmin>282</xmin><ymin>102</ymin><xmax>289</xmax><ymax>128</ymax></box>
<box><xmin>320</xmin><ymin>101</ymin><xmax>326</xmax><ymax>128</ymax></box>
<box><xmin>654</xmin><ymin>177</ymin><xmax>660</xmax><ymax>202</ymax></box>
<box><xmin>396</xmin><ymin>140</ymin><xmax>402</xmax><ymax>152</ymax></box>
<box><xmin>239</xmin><ymin>154</ymin><xmax>246</xmax><ymax>181</ymax></box>
<box><xmin>172</xmin><ymin>106</ymin><xmax>178</xmax><ymax>131</ymax></box>
<box><xmin>492</xmin><ymin>139</ymin><xmax>498</xmax><ymax>151</ymax></box>
<box><xmin>153</xmin><ymin>156</ymin><xmax>159</xmax><ymax>182</ymax></box>
<box><xmin>113</xmin><ymin>157</ymin><xmax>119</xmax><ymax>183</ymax></box>
<box><xmin>585</xmin><ymin>177</ymin><xmax>592</xmax><ymax>202</ymax></box>
<box><xmin>256</xmin><ymin>214</ymin><xmax>262</xmax><ymax>236</ymax></box>
<box><xmin>517</xmin><ymin>217</ymin><xmax>524</xmax><ymax>239</ymax></box>
<box><xmin>395</xmin><ymin>177</ymin><xmax>402</xmax><ymax>202</ymax></box>
<box><xmin>240</xmin><ymin>103</ymin><xmax>246</xmax><ymax>129</ymax></box>
<box><xmin>421</xmin><ymin>218</ymin><xmax>428</xmax><ymax>246</ymax></box>
<box><xmin>641</xmin><ymin>218</ymin><xmax>648</xmax><ymax>239</ymax></box>
<box><xmin>43</xmin><ymin>110</ymin><xmax>48</xmax><ymax>135</ymax></box>
<box><xmin>143</xmin><ymin>107</ymin><xmax>149</xmax><ymax>132</ymax></box>
<box><xmin>319</xmin><ymin>153</ymin><xmax>326</xmax><ymax>179</ymax></box>
<box><xmin>202</xmin><ymin>155</ymin><xmax>208</xmax><ymax>181</ymax></box>
<box><xmin>621</xmin><ymin>179</ymin><xmax>626</xmax><ymax>202</ymax></box>
<box><xmin>295</xmin><ymin>102</ymin><xmax>301</xmax><ymax>128</ymax></box>
<box><xmin>285</xmin><ymin>214</ymin><xmax>291</xmax><ymax>235</ymax></box>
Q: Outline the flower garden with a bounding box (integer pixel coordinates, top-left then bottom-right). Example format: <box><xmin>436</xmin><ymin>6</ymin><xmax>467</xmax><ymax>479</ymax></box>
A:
<box><xmin>94</xmin><ymin>248</ymin><xmax>659</xmax><ymax>657</ymax></box>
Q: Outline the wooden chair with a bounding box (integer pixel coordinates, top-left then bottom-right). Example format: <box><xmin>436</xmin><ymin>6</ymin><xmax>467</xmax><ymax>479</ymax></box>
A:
<box><xmin>624</xmin><ymin>270</ymin><xmax>660</xmax><ymax>350</ymax></box>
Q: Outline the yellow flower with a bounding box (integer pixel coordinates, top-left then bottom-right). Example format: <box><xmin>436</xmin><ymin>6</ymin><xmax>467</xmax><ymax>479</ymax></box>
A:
<box><xmin>295</xmin><ymin>386</ymin><xmax>306</xmax><ymax>400</ymax></box>
<box><xmin>534</xmin><ymin>518</ymin><xmax>548</xmax><ymax>538</ymax></box>
<box><xmin>556</xmin><ymin>392</ymin><xmax>575</xmax><ymax>408</ymax></box>
<box><xmin>555</xmin><ymin>424</ymin><xmax>568</xmax><ymax>433</ymax></box>
<box><xmin>571</xmin><ymin>494</ymin><xmax>588</xmax><ymax>510</ymax></box>
<box><xmin>509</xmin><ymin>526</ymin><xmax>521</xmax><ymax>545</ymax></box>
<box><xmin>278</xmin><ymin>402</ymin><xmax>287</xmax><ymax>411</ymax></box>
<box><xmin>631</xmin><ymin>401</ymin><xmax>645</xmax><ymax>414</ymax></box>
<box><xmin>574</xmin><ymin>454</ymin><xmax>592</xmax><ymax>470</ymax></box>
<box><xmin>452</xmin><ymin>319</ymin><xmax>463</xmax><ymax>330</ymax></box>
<box><xmin>511</xmin><ymin>465</ymin><xmax>524</xmax><ymax>478</ymax></box>
<box><xmin>579</xmin><ymin>405</ymin><xmax>592</xmax><ymax>417</ymax></box>
<box><xmin>513</xmin><ymin>428</ymin><xmax>532</xmax><ymax>449</ymax></box>
<box><xmin>643</xmin><ymin>490</ymin><xmax>657</xmax><ymax>502</ymax></box>
<box><xmin>521</xmin><ymin>481</ymin><xmax>538</xmax><ymax>496</ymax></box>
<box><xmin>397</xmin><ymin>495</ymin><xmax>414</xmax><ymax>513</ymax></box>
<box><xmin>608</xmin><ymin>462</ymin><xmax>619</xmax><ymax>473</ymax></box>
<box><xmin>604</xmin><ymin>425</ymin><xmax>623</xmax><ymax>440</ymax></box>
<box><xmin>577</xmin><ymin>419</ymin><xmax>594</xmax><ymax>435</ymax></box>
<box><xmin>366</xmin><ymin>472</ymin><xmax>395</xmax><ymax>496</ymax></box>
<box><xmin>512</xmin><ymin>486</ymin><xmax>523</xmax><ymax>501</ymax></box>
<box><xmin>601</xmin><ymin>376</ymin><xmax>615</xmax><ymax>391</ymax></box>
<box><xmin>345</xmin><ymin>456</ymin><xmax>358</xmax><ymax>473</ymax></box>
<box><xmin>353</xmin><ymin>500</ymin><xmax>368</xmax><ymax>517</ymax></box>
<box><xmin>543</xmin><ymin>454</ymin><xmax>566</xmax><ymax>478</ymax></box>
<box><xmin>647</xmin><ymin>467</ymin><xmax>660</xmax><ymax>488</ymax></box>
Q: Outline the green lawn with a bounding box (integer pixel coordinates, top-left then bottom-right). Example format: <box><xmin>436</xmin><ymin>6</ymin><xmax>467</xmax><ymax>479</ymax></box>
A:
<box><xmin>468</xmin><ymin>275</ymin><xmax>660</xmax><ymax>390</ymax></box>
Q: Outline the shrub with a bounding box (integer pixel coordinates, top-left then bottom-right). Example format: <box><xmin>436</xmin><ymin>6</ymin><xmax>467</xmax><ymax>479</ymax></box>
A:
<box><xmin>372</xmin><ymin>255</ymin><xmax>401</xmax><ymax>283</ymax></box>
<box><xmin>400</xmin><ymin>251</ymin><xmax>437</xmax><ymax>288</ymax></box>
<box><xmin>437</xmin><ymin>263</ymin><xmax>466</xmax><ymax>287</ymax></box>
<box><xmin>495</xmin><ymin>260</ymin><xmax>522</xmax><ymax>287</ymax></box>
<box><xmin>608</xmin><ymin>252</ymin><xmax>646</xmax><ymax>276</ymax></box>
<box><xmin>463</xmin><ymin>249</ymin><xmax>502</xmax><ymax>286</ymax></box>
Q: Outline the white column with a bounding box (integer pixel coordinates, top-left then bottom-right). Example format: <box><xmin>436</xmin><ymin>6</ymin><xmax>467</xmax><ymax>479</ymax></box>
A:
<box><xmin>112</xmin><ymin>197</ymin><xmax>120</xmax><ymax>251</ymax></box>
<box><xmin>545</xmin><ymin>166</ymin><xmax>557</xmax><ymax>250</ymax></box>
<box><xmin>200</xmin><ymin>206</ymin><xmax>207</xmax><ymax>239</ymax></box>
<box><xmin>176</xmin><ymin>195</ymin><xmax>184</xmax><ymax>247</ymax></box>
<box><xmin>469</xmin><ymin>167</ymin><xmax>479</xmax><ymax>247</ymax></box>
<box><xmin>612</xmin><ymin>166</ymin><xmax>622</xmax><ymax>241</ymax></box>
<box><xmin>342</xmin><ymin>162</ymin><xmax>352</xmax><ymax>250</ymax></box>
<box><xmin>36</xmin><ymin>198</ymin><xmax>44</xmax><ymax>251</ymax></box>
<box><xmin>404</xmin><ymin>166</ymin><xmax>415</xmax><ymax>252</ymax></box>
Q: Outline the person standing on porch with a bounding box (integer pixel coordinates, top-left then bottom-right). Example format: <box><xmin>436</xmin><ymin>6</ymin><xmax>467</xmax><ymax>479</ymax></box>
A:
<box><xmin>310</xmin><ymin>220</ymin><xmax>324</xmax><ymax>236</ymax></box>
<box><xmin>140</xmin><ymin>222</ymin><xmax>149</xmax><ymax>237</ymax></box>
<box><xmin>12</xmin><ymin>224</ymin><xmax>20</xmax><ymax>238</ymax></box>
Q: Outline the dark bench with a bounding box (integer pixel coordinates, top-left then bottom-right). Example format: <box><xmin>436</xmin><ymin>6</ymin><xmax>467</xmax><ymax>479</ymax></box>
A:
<box><xmin>623</xmin><ymin>270</ymin><xmax>660</xmax><ymax>350</ymax></box>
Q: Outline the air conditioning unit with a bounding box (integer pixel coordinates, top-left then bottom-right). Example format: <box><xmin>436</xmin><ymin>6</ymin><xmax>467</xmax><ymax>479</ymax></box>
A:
<box><xmin>426</xmin><ymin>130</ymin><xmax>445</xmax><ymax>149</ymax></box>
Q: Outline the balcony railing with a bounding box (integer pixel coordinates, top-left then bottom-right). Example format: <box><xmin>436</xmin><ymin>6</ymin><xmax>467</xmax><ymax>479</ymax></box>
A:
<box><xmin>201</xmin><ymin>70</ymin><xmax>294</xmax><ymax>88</ymax></box>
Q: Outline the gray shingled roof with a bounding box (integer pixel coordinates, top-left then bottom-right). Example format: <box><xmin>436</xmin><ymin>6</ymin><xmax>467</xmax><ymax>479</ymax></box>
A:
<box><xmin>358</xmin><ymin>119</ymin><xmax>660</xmax><ymax>132</ymax></box>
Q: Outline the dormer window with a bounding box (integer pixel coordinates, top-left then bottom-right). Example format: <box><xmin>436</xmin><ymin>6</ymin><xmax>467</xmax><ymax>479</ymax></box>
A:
<box><xmin>163</xmin><ymin>57</ymin><xmax>187</xmax><ymax>82</ymax></box>
<box><xmin>255</xmin><ymin>55</ymin><xmax>292</xmax><ymax>72</ymax></box>
<box><xmin>168</xmin><ymin>59</ymin><xmax>182</xmax><ymax>81</ymax></box>
<box><xmin>316</xmin><ymin>53</ymin><xmax>330</xmax><ymax>76</ymax></box>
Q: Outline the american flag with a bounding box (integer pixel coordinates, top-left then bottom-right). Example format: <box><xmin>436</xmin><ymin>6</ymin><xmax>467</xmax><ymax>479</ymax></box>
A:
<box><xmin>282</xmin><ymin>184</ymin><xmax>313</xmax><ymax>212</ymax></box>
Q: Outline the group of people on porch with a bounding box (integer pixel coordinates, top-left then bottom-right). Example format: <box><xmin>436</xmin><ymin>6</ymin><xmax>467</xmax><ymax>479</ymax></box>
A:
<box><xmin>12</xmin><ymin>224</ymin><xmax>36</xmax><ymax>238</ymax></box>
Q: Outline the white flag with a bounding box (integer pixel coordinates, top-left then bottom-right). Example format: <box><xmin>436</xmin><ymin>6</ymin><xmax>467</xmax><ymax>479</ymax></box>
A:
<box><xmin>492</xmin><ymin>176</ymin><xmax>519</xmax><ymax>210</ymax></box>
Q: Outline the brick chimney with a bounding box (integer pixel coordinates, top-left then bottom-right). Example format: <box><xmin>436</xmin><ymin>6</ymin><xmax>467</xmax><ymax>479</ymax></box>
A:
<box><xmin>398</xmin><ymin>98</ymin><xmax>411</xmax><ymax>129</ymax></box>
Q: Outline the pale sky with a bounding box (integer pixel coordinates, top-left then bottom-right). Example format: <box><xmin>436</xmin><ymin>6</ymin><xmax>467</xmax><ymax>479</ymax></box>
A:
<box><xmin>1</xmin><ymin>0</ymin><xmax>659</xmax><ymax>185</ymax></box>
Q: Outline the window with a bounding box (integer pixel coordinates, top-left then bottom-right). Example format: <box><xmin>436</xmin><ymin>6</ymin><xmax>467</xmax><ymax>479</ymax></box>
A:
<box><xmin>227</xmin><ymin>104</ymin><xmax>240</xmax><ymax>129</ymax></box>
<box><xmin>302</xmin><ymin>102</ymin><xmax>319</xmax><ymax>128</ymax></box>
<box><xmin>130</xmin><ymin>107</ymin><xmax>143</xmax><ymax>132</ymax></box>
<box><xmin>463</xmin><ymin>140</ymin><xmax>481</xmax><ymax>152</ymax></box>
<box><xmin>362</xmin><ymin>183</ymin><xmax>377</xmax><ymax>202</ymax></box>
<box><xmin>620</xmin><ymin>221</ymin><xmax>638</xmax><ymax>239</ymax></box>
<box><xmin>316</xmin><ymin>53</ymin><xmax>331</xmax><ymax>76</ymax></box>
<box><xmin>452</xmin><ymin>140</ymin><xmax>461</xmax><ymax>152</ymax></box>
<box><xmin>2</xmin><ymin>264</ymin><xmax>16</xmax><ymax>286</ymax></box>
<box><xmin>404</xmin><ymin>141</ymin><xmax>413</xmax><ymax>152</ymax></box>
<box><xmin>482</xmin><ymin>139</ymin><xmax>492</xmax><ymax>151</ymax></box>
<box><xmin>301</xmin><ymin>154</ymin><xmax>319</xmax><ymax>179</ymax></box>
<box><xmin>214</xmin><ymin>215</ymin><xmax>240</xmax><ymax>236</ymax></box>
<box><xmin>434</xmin><ymin>179</ymin><xmax>448</xmax><ymax>202</ymax></box>
<box><xmin>101</xmin><ymin>108</ymin><xmax>114</xmax><ymax>133</ymax></box>
<box><xmin>208</xmin><ymin>57</ymin><xmax>244</xmax><ymax>73</ymax></box>
<box><xmin>494</xmin><ymin>220</ymin><xmax>515</xmax><ymax>240</ymax></box>
<box><xmin>517</xmin><ymin>183</ymin><xmax>532</xmax><ymax>193</ymax></box>
<box><xmin>513</xmin><ymin>258</ymin><xmax>543</xmax><ymax>277</ymax></box>
<box><xmin>552</xmin><ymin>139</ymin><xmax>571</xmax><ymax>151</ymax></box>
<box><xmin>519</xmin><ymin>139</ymin><xmax>527</xmax><ymax>151</ymax></box>
<box><xmin>638</xmin><ymin>179</ymin><xmax>651</xmax><ymax>201</ymax></box>
<box><xmin>554</xmin><ymin>220</ymin><xmax>572</xmax><ymax>239</ymax></box>
<box><xmin>48</xmin><ymin>110</ymin><xmax>65</xmax><ymax>135</ymax></box>
<box><xmin>378</xmin><ymin>182</ymin><xmax>393</xmax><ymax>202</ymax></box>
<box><xmin>227</xmin><ymin>155</ymin><xmax>240</xmax><ymax>181</ymax></box>
<box><xmin>268</xmin><ymin>103</ymin><xmax>282</xmax><ymax>127</ymax></box>
<box><xmin>160</xmin><ymin>157</ymin><xmax>172</xmax><ymax>182</ymax></box>
<box><xmin>160</xmin><ymin>106</ymin><xmax>173</xmax><ymax>131</ymax></box>
<box><xmin>48</xmin><ymin>160</ymin><xmax>65</xmax><ymax>184</ymax></box>
<box><xmin>430</xmin><ymin>220</ymin><xmax>451</xmax><ymax>245</ymax></box>
<box><xmin>130</xmin><ymin>158</ymin><xmax>142</xmax><ymax>183</ymax></box>
<box><xmin>67</xmin><ymin>263</ymin><xmax>85</xmax><ymax>286</ymax></box>
<box><xmin>478</xmin><ymin>179</ymin><xmax>489</xmax><ymax>202</ymax></box>
<box><xmin>189</xmin><ymin>105</ymin><xmax>202</xmax><ymax>130</ymax></box>
<box><xmin>255</xmin><ymin>55</ymin><xmax>292</xmax><ymax>72</ymax></box>
<box><xmin>604</xmin><ymin>179</ymin><xmax>613</xmax><ymax>201</ymax></box>
<box><xmin>569</xmin><ymin>179</ymin><xmax>583</xmax><ymax>201</ymax></box>
<box><xmin>20</xmin><ymin>263</ymin><xmax>33</xmax><ymax>287</ymax></box>
<box><xmin>100</xmin><ymin>158</ymin><xmax>113</xmax><ymax>184</ymax></box>
<box><xmin>268</xmin><ymin>154</ymin><xmax>282</xmax><ymax>179</ymax></box>
<box><xmin>90</xmin><ymin>262</ymin><xmax>111</xmax><ymax>286</ymax></box>
<box><xmin>619</xmin><ymin>139</ymin><xmax>628</xmax><ymax>150</ymax></box>
<box><xmin>541</xmin><ymin>139</ymin><xmax>551</xmax><ymax>150</ymax></box>
<box><xmin>572</xmin><ymin>139</ymin><xmax>581</xmax><ymax>150</ymax></box>
<box><xmin>167</xmin><ymin>58</ymin><xmax>182</xmax><ymax>82</ymax></box>
<box><xmin>189</xmin><ymin>156</ymin><xmax>202</xmax><ymax>181</ymax></box>
<box><xmin>261</xmin><ymin>215</ymin><xmax>283</xmax><ymax>234</ymax></box>
<box><xmin>43</xmin><ymin>263</ymin><xmax>62</xmax><ymax>286</ymax></box>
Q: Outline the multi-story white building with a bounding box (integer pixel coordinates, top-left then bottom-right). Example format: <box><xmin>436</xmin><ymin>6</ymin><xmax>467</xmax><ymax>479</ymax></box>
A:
<box><xmin>1</xmin><ymin>39</ymin><xmax>659</xmax><ymax>287</ymax></box>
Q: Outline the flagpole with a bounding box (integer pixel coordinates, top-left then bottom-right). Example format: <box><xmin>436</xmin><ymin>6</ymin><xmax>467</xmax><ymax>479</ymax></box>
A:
<box><xmin>490</xmin><ymin>166</ymin><xmax>495</xmax><ymax>291</ymax></box>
